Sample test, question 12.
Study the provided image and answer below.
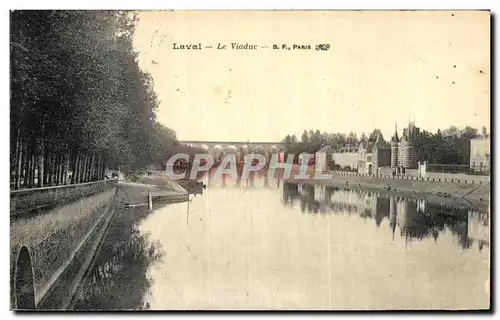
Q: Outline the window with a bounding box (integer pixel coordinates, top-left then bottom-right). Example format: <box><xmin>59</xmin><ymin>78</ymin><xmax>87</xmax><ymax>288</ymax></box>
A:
<box><xmin>367</xmin><ymin>156</ymin><xmax>372</xmax><ymax>162</ymax></box>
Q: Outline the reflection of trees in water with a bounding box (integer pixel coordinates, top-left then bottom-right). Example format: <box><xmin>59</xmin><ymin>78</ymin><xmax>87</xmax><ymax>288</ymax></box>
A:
<box><xmin>263</xmin><ymin>176</ymin><xmax>270</xmax><ymax>188</ymax></box>
<box><xmin>403</xmin><ymin>201</ymin><xmax>473</xmax><ymax>249</ymax></box>
<box><xmin>249</xmin><ymin>172</ymin><xmax>255</xmax><ymax>188</ymax></box>
<box><xmin>280</xmin><ymin>182</ymin><xmax>487</xmax><ymax>250</ymax></box>
<box><xmin>360</xmin><ymin>208</ymin><xmax>372</xmax><ymax>220</ymax></box>
<box><xmin>374</xmin><ymin>197</ymin><xmax>390</xmax><ymax>226</ymax></box>
<box><xmin>282</xmin><ymin>183</ymin><xmax>298</xmax><ymax>208</ymax></box>
<box><xmin>291</xmin><ymin>184</ymin><xmax>320</xmax><ymax>214</ymax></box>
<box><xmin>179</xmin><ymin>180</ymin><xmax>205</xmax><ymax>195</ymax></box>
<box><xmin>72</xmin><ymin>195</ymin><xmax>165</xmax><ymax>310</ymax></box>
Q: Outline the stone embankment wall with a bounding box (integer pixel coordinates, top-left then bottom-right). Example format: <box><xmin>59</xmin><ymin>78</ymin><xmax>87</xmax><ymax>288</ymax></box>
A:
<box><xmin>321</xmin><ymin>171</ymin><xmax>490</xmax><ymax>211</ymax></box>
<box><xmin>10</xmin><ymin>180</ymin><xmax>118</xmax><ymax>309</ymax></box>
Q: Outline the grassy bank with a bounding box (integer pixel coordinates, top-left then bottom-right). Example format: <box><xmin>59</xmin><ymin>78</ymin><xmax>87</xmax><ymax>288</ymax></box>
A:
<box><xmin>119</xmin><ymin>173</ymin><xmax>188</xmax><ymax>205</ymax></box>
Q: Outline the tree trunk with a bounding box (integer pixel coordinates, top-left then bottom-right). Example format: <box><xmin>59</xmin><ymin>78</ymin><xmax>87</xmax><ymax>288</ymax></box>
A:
<box><xmin>62</xmin><ymin>153</ymin><xmax>67</xmax><ymax>184</ymax></box>
<box><xmin>54</xmin><ymin>154</ymin><xmax>60</xmax><ymax>185</ymax></box>
<box><xmin>101</xmin><ymin>159</ymin><xmax>106</xmax><ymax>180</ymax></box>
<box><xmin>87</xmin><ymin>155</ymin><xmax>92</xmax><ymax>182</ymax></box>
<box><xmin>63</xmin><ymin>152</ymin><xmax>70</xmax><ymax>185</ymax></box>
<box><xmin>31</xmin><ymin>154</ymin><xmax>36</xmax><ymax>188</ymax></box>
<box><xmin>78</xmin><ymin>156</ymin><xmax>82</xmax><ymax>183</ymax></box>
<box><xmin>75</xmin><ymin>156</ymin><xmax>80</xmax><ymax>183</ymax></box>
<box><xmin>26</xmin><ymin>150</ymin><xmax>32</xmax><ymax>188</ymax></box>
<box><xmin>49</xmin><ymin>153</ymin><xmax>55</xmax><ymax>186</ymax></box>
<box><xmin>72</xmin><ymin>155</ymin><xmax>79</xmax><ymax>184</ymax></box>
<box><xmin>96</xmin><ymin>157</ymin><xmax>102</xmax><ymax>181</ymax></box>
<box><xmin>47</xmin><ymin>153</ymin><xmax>53</xmax><ymax>186</ymax></box>
<box><xmin>80</xmin><ymin>156</ymin><xmax>86</xmax><ymax>183</ymax></box>
<box><xmin>37</xmin><ymin>144</ymin><xmax>44</xmax><ymax>188</ymax></box>
<box><xmin>10</xmin><ymin>128</ymin><xmax>19</xmax><ymax>186</ymax></box>
<box><xmin>58</xmin><ymin>154</ymin><xmax>63</xmax><ymax>185</ymax></box>
<box><xmin>53</xmin><ymin>154</ymin><xmax>58</xmax><ymax>185</ymax></box>
<box><xmin>94</xmin><ymin>155</ymin><xmax>99</xmax><ymax>182</ymax></box>
<box><xmin>21</xmin><ymin>143</ymin><xmax>29</xmax><ymax>188</ymax></box>
<box><xmin>84</xmin><ymin>155</ymin><xmax>89</xmax><ymax>182</ymax></box>
<box><xmin>14</xmin><ymin>137</ymin><xmax>22</xmax><ymax>190</ymax></box>
<box><xmin>43</xmin><ymin>150</ymin><xmax>49</xmax><ymax>186</ymax></box>
<box><xmin>73</xmin><ymin>154</ymin><xmax>79</xmax><ymax>184</ymax></box>
<box><xmin>89</xmin><ymin>154</ymin><xmax>95</xmax><ymax>181</ymax></box>
<box><xmin>81</xmin><ymin>156</ymin><xmax>86</xmax><ymax>183</ymax></box>
<box><xmin>58</xmin><ymin>154</ymin><xmax>64</xmax><ymax>185</ymax></box>
<box><xmin>88</xmin><ymin>155</ymin><xmax>93</xmax><ymax>182</ymax></box>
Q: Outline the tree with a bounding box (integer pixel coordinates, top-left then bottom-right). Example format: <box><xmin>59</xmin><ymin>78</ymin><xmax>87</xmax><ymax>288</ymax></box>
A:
<box><xmin>460</xmin><ymin>126</ymin><xmax>479</xmax><ymax>140</ymax></box>
<box><xmin>347</xmin><ymin>132</ymin><xmax>358</xmax><ymax>145</ymax></box>
<box><xmin>321</xmin><ymin>132</ymin><xmax>329</xmax><ymax>145</ymax></box>
<box><xmin>336</xmin><ymin>133</ymin><xmax>347</xmax><ymax>148</ymax></box>
<box><xmin>282</xmin><ymin>134</ymin><xmax>292</xmax><ymax>149</ymax></box>
<box><xmin>369</xmin><ymin>129</ymin><xmax>386</xmax><ymax>143</ymax></box>
<box><xmin>360</xmin><ymin>132</ymin><xmax>368</xmax><ymax>142</ymax></box>
<box><xmin>442</xmin><ymin>125</ymin><xmax>459</xmax><ymax>138</ymax></box>
<box><xmin>301</xmin><ymin>130</ymin><xmax>309</xmax><ymax>143</ymax></box>
<box><xmin>481</xmin><ymin>126</ymin><xmax>488</xmax><ymax>137</ymax></box>
<box><xmin>308</xmin><ymin>130</ymin><xmax>315</xmax><ymax>141</ymax></box>
<box><xmin>10</xmin><ymin>11</ymin><xmax>177</xmax><ymax>189</ymax></box>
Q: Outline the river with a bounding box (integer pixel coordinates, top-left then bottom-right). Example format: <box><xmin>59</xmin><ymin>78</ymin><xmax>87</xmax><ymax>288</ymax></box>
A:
<box><xmin>71</xmin><ymin>171</ymin><xmax>490</xmax><ymax>310</ymax></box>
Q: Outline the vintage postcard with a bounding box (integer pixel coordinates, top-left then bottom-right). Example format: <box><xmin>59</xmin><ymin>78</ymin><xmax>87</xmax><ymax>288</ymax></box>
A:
<box><xmin>10</xmin><ymin>10</ymin><xmax>490</xmax><ymax>311</ymax></box>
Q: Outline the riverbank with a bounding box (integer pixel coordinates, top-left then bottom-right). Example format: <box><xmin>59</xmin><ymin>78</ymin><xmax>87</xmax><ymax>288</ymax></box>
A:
<box><xmin>287</xmin><ymin>174</ymin><xmax>490</xmax><ymax>212</ymax></box>
<box><xmin>70</xmin><ymin>183</ymin><xmax>166</xmax><ymax>310</ymax></box>
<box><xmin>118</xmin><ymin>174</ymin><xmax>189</xmax><ymax>205</ymax></box>
<box><xmin>69</xmin><ymin>177</ymin><xmax>189</xmax><ymax>310</ymax></box>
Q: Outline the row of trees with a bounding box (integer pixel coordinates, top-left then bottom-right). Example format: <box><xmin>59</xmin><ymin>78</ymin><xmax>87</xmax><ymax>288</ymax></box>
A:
<box><xmin>413</xmin><ymin>126</ymin><xmax>487</xmax><ymax>166</ymax></box>
<box><xmin>10</xmin><ymin>11</ymin><xmax>178</xmax><ymax>189</ymax></box>
<box><xmin>282</xmin><ymin>126</ymin><xmax>487</xmax><ymax>166</ymax></box>
<box><xmin>282</xmin><ymin>129</ymin><xmax>388</xmax><ymax>151</ymax></box>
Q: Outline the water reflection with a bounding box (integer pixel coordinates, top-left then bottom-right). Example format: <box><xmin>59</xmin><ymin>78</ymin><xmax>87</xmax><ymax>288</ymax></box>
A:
<box><xmin>281</xmin><ymin>182</ymin><xmax>489</xmax><ymax>252</ymax></box>
<box><xmin>142</xmin><ymin>174</ymin><xmax>489</xmax><ymax>309</ymax></box>
<box><xmin>74</xmin><ymin>172</ymin><xmax>489</xmax><ymax>310</ymax></box>
<box><xmin>202</xmin><ymin>168</ymin><xmax>275</xmax><ymax>190</ymax></box>
<box><xmin>71</xmin><ymin>186</ymin><xmax>165</xmax><ymax>310</ymax></box>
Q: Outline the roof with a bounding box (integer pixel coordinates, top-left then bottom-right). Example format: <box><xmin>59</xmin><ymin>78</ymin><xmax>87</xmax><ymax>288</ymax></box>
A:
<box><xmin>470</xmin><ymin>135</ymin><xmax>490</xmax><ymax>141</ymax></box>
<box><xmin>359</xmin><ymin>141</ymin><xmax>375</xmax><ymax>153</ymax></box>
<box><xmin>334</xmin><ymin>144</ymin><xmax>358</xmax><ymax>153</ymax></box>
<box><xmin>391</xmin><ymin>131</ymin><xmax>399</xmax><ymax>143</ymax></box>
<box><xmin>317</xmin><ymin>145</ymin><xmax>332</xmax><ymax>153</ymax></box>
<box><xmin>400</xmin><ymin>132</ymin><xmax>408</xmax><ymax>142</ymax></box>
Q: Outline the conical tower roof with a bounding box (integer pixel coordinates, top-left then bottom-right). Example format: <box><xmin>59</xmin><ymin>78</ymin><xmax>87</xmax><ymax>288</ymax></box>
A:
<box><xmin>391</xmin><ymin>123</ymin><xmax>399</xmax><ymax>143</ymax></box>
<box><xmin>375</xmin><ymin>131</ymin><xmax>385</xmax><ymax>147</ymax></box>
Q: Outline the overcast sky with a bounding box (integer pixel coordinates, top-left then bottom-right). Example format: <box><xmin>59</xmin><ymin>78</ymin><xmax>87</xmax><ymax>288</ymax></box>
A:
<box><xmin>133</xmin><ymin>11</ymin><xmax>490</xmax><ymax>142</ymax></box>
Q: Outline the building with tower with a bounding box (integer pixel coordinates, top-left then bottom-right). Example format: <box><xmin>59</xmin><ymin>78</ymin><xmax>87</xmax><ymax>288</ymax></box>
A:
<box><xmin>357</xmin><ymin>132</ymin><xmax>391</xmax><ymax>175</ymax></box>
<box><xmin>390</xmin><ymin>125</ymin><xmax>399</xmax><ymax>168</ymax></box>
<box><xmin>390</xmin><ymin>120</ymin><xmax>421</xmax><ymax>169</ymax></box>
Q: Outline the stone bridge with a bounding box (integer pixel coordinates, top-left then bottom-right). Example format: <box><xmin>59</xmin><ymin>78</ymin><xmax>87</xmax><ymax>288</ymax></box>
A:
<box><xmin>10</xmin><ymin>180</ymin><xmax>118</xmax><ymax>310</ymax></box>
<box><xmin>179</xmin><ymin>140</ymin><xmax>285</xmax><ymax>154</ymax></box>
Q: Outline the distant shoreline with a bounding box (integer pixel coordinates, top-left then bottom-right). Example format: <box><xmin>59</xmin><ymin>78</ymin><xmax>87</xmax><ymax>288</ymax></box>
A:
<box><xmin>284</xmin><ymin>174</ymin><xmax>490</xmax><ymax>213</ymax></box>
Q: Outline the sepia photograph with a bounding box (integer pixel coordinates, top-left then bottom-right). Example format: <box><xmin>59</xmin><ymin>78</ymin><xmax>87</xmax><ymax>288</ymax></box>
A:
<box><xmin>9</xmin><ymin>9</ymin><xmax>491</xmax><ymax>311</ymax></box>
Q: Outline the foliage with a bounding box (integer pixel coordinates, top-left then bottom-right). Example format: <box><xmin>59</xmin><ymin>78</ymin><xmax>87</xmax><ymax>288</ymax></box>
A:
<box><xmin>414</xmin><ymin>126</ymin><xmax>481</xmax><ymax>165</ymax></box>
<box><xmin>282</xmin><ymin>125</ymin><xmax>484</xmax><ymax>166</ymax></box>
<box><xmin>10</xmin><ymin>11</ymin><xmax>177</xmax><ymax>189</ymax></box>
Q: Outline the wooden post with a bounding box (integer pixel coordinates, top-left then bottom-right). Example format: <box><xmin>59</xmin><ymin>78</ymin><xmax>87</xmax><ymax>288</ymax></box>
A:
<box><xmin>148</xmin><ymin>192</ymin><xmax>153</xmax><ymax>211</ymax></box>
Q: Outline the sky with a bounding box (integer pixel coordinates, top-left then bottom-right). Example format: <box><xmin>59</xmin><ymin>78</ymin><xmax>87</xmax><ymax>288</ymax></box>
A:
<box><xmin>133</xmin><ymin>11</ymin><xmax>490</xmax><ymax>143</ymax></box>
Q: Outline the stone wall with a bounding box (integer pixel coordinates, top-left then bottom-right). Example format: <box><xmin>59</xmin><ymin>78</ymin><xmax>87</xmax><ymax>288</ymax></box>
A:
<box><xmin>331</xmin><ymin>152</ymin><xmax>358</xmax><ymax>169</ymax></box>
<box><xmin>10</xmin><ymin>180</ymin><xmax>117</xmax><ymax>309</ymax></box>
